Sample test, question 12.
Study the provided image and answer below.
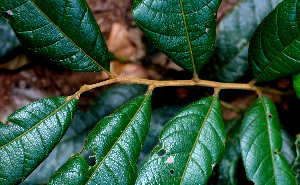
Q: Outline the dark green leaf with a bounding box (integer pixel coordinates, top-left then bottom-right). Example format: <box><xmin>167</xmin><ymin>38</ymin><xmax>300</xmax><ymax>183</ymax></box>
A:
<box><xmin>132</xmin><ymin>0</ymin><xmax>221</xmax><ymax>76</ymax></box>
<box><xmin>0</xmin><ymin>96</ymin><xmax>78</xmax><ymax>184</ymax></box>
<box><xmin>137</xmin><ymin>105</ymin><xmax>185</xmax><ymax>170</ymax></box>
<box><xmin>293</xmin><ymin>73</ymin><xmax>300</xmax><ymax>99</ymax></box>
<box><xmin>0</xmin><ymin>0</ymin><xmax>109</xmax><ymax>72</ymax></box>
<box><xmin>293</xmin><ymin>135</ymin><xmax>300</xmax><ymax>183</ymax></box>
<box><xmin>213</xmin><ymin>0</ymin><xmax>282</xmax><ymax>82</ymax></box>
<box><xmin>240</xmin><ymin>96</ymin><xmax>296</xmax><ymax>184</ymax></box>
<box><xmin>0</xmin><ymin>17</ymin><xmax>20</xmax><ymax>58</ymax></box>
<box><xmin>49</xmin><ymin>94</ymin><xmax>152</xmax><ymax>185</ymax></box>
<box><xmin>136</xmin><ymin>96</ymin><xmax>226</xmax><ymax>184</ymax></box>
<box><xmin>217</xmin><ymin>119</ymin><xmax>242</xmax><ymax>185</ymax></box>
<box><xmin>249</xmin><ymin>0</ymin><xmax>300</xmax><ymax>82</ymax></box>
<box><xmin>22</xmin><ymin>84</ymin><xmax>147</xmax><ymax>184</ymax></box>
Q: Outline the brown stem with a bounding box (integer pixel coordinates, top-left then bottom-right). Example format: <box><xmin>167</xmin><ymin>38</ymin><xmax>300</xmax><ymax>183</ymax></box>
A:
<box><xmin>74</xmin><ymin>74</ymin><xmax>289</xmax><ymax>97</ymax></box>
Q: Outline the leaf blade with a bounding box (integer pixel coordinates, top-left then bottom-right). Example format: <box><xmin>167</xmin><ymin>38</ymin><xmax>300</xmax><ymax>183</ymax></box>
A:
<box><xmin>293</xmin><ymin>73</ymin><xmax>300</xmax><ymax>99</ymax></box>
<box><xmin>0</xmin><ymin>0</ymin><xmax>109</xmax><ymax>72</ymax></box>
<box><xmin>136</xmin><ymin>96</ymin><xmax>226</xmax><ymax>184</ymax></box>
<box><xmin>22</xmin><ymin>84</ymin><xmax>147</xmax><ymax>184</ymax></box>
<box><xmin>213</xmin><ymin>0</ymin><xmax>282</xmax><ymax>82</ymax></box>
<box><xmin>240</xmin><ymin>96</ymin><xmax>296</xmax><ymax>184</ymax></box>
<box><xmin>49</xmin><ymin>94</ymin><xmax>152</xmax><ymax>185</ymax></box>
<box><xmin>249</xmin><ymin>0</ymin><xmax>300</xmax><ymax>82</ymax></box>
<box><xmin>132</xmin><ymin>0</ymin><xmax>221</xmax><ymax>76</ymax></box>
<box><xmin>0</xmin><ymin>96</ymin><xmax>78</xmax><ymax>184</ymax></box>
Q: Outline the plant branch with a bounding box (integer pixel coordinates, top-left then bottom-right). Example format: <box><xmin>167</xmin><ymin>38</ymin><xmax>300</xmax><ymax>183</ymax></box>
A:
<box><xmin>73</xmin><ymin>74</ymin><xmax>290</xmax><ymax>97</ymax></box>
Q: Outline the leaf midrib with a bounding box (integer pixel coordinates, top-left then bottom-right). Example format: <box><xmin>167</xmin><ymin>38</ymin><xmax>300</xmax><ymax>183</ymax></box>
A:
<box><xmin>85</xmin><ymin>94</ymin><xmax>151</xmax><ymax>184</ymax></box>
<box><xmin>179</xmin><ymin>0</ymin><xmax>197</xmax><ymax>76</ymax></box>
<box><xmin>179</xmin><ymin>96</ymin><xmax>217</xmax><ymax>184</ymax></box>
<box><xmin>261</xmin><ymin>96</ymin><xmax>277</xmax><ymax>184</ymax></box>
<box><xmin>0</xmin><ymin>97</ymin><xmax>75</xmax><ymax>150</ymax></box>
<box><xmin>254</xmin><ymin>21</ymin><xmax>300</xmax><ymax>82</ymax></box>
<box><xmin>27</xmin><ymin>0</ymin><xmax>107</xmax><ymax>72</ymax></box>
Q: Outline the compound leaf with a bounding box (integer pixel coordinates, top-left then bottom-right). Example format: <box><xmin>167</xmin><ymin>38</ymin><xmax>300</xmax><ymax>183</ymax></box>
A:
<box><xmin>132</xmin><ymin>0</ymin><xmax>221</xmax><ymax>77</ymax></box>
<box><xmin>48</xmin><ymin>94</ymin><xmax>152</xmax><ymax>185</ymax></box>
<box><xmin>22</xmin><ymin>84</ymin><xmax>147</xmax><ymax>185</ymax></box>
<box><xmin>240</xmin><ymin>96</ymin><xmax>296</xmax><ymax>184</ymax></box>
<box><xmin>136</xmin><ymin>96</ymin><xmax>226</xmax><ymax>185</ymax></box>
<box><xmin>0</xmin><ymin>0</ymin><xmax>109</xmax><ymax>72</ymax></box>
<box><xmin>293</xmin><ymin>73</ymin><xmax>300</xmax><ymax>99</ymax></box>
<box><xmin>0</xmin><ymin>96</ymin><xmax>78</xmax><ymax>185</ymax></box>
<box><xmin>213</xmin><ymin>0</ymin><xmax>282</xmax><ymax>82</ymax></box>
<box><xmin>249</xmin><ymin>0</ymin><xmax>300</xmax><ymax>82</ymax></box>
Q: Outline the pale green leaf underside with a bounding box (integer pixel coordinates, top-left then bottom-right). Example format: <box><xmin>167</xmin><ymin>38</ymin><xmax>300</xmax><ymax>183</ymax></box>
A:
<box><xmin>136</xmin><ymin>96</ymin><xmax>225</xmax><ymax>185</ymax></box>
<box><xmin>0</xmin><ymin>97</ymin><xmax>78</xmax><ymax>185</ymax></box>
<box><xmin>0</xmin><ymin>0</ymin><xmax>109</xmax><ymax>72</ymax></box>
<box><xmin>293</xmin><ymin>136</ymin><xmax>300</xmax><ymax>183</ymax></box>
<box><xmin>0</xmin><ymin>17</ymin><xmax>20</xmax><ymax>58</ymax></box>
<box><xmin>240</xmin><ymin>96</ymin><xmax>296</xmax><ymax>184</ymax></box>
<box><xmin>249</xmin><ymin>0</ymin><xmax>300</xmax><ymax>82</ymax></box>
<box><xmin>213</xmin><ymin>0</ymin><xmax>282</xmax><ymax>82</ymax></box>
<box><xmin>48</xmin><ymin>94</ymin><xmax>152</xmax><ymax>185</ymax></box>
<box><xmin>132</xmin><ymin>0</ymin><xmax>221</xmax><ymax>76</ymax></box>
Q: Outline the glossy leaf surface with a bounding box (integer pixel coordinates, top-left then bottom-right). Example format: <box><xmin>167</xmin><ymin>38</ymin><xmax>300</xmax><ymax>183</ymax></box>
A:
<box><xmin>0</xmin><ymin>17</ymin><xmax>20</xmax><ymax>58</ymax></box>
<box><xmin>217</xmin><ymin>119</ymin><xmax>242</xmax><ymax>185</ymax></box>
<box><xmin>0</xmin><ymin>0</ymin><xmax>109</xmax><ymax>72</ymax></box>
<box><xmin>213</xmin><ymin>0</ymin><xmax>282</xmax><ymax>82</ymax></box>
<box><xmin>240</xmin><ymin>96</ymin><xmax>296</xmax><ymax>184</ymax></box>
<box><xmin>137</xmin><ymin>105</ymin><xmax>185</xmax><ymax>169</ymax></box>
<box><xmin>132</xmin><ymin>0</ymin><xmax>221</xmax><ymax>76</ymax></box>
<box><xmin>22</xmin><ymin>84</ymin><xmax>147</xmax><ymax>184</ymax></box>
<box><xmin>293</xmin><ymin>74</ymin><xmax>300</xmax><ymax>99</ymax></box>
<box><xmin>249</xmin><ymin>0</ymin><xmax>300</xmax><ymax>82</ymax></box>
<box><xmin>136</xmin><ymin>96</ymin><xmax>226</xmax><ymax>185</ymax></box>
<box><xmin>49</xmin><ymin>94</ymin><xmax>152</xmax><ymax>185</ymax></box>
<box><xmin>0</xmin><ymin>96</ymin><xmax>78</xmax><ymax>184</ymax></box>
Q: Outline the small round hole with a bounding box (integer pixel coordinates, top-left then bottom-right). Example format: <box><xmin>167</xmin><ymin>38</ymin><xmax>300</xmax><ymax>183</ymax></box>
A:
<box><xmin>268</xmin><ymin>114</ymin><xmax>273</xmax><ymax>118</ymax></box>
<box><xmin>170</xmin><ymin>169</ymin><xmax>175</xmax><ymax>174</ymax></box>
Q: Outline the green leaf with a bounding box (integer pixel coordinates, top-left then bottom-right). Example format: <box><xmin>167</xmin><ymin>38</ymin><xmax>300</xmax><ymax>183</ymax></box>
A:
<box><xmin>217</xmin><ymin>119</ymin><xmax>242</xmax><ymax>185</ymax></box>
<box><xmin>136</xmin><ymin>96</ymin><xmax>226</xmax><ymax>185</ymax></box>
<box><xmin>132</xmin><ymin>0</ymin><xmax>221</xmax><ymax>76</ymax></box>
<box><xmin>0</xmin><ymin>17</ymin><xmax>20</xmax><ymax>58</ymax></box>
<box><xmin>48</xmin><ymin>94</ymin><xmax>152</xmax><ymax>185</ymax></box>
<box><xmin>22</xmin><ymin>84</ymin><xmax>147</xmax><ymax>184</ymax></box>
<box><xmin>281</xmin><ymin>129</ymin><xmax>296</xmax><ymax>166</ymax></box>
<box><xmin>0</xmin><ymin>96</ymin><xmax>78</xmax><ymax>184</ymax></box>
<box><xmin>213</xmin><ymin>0</ymin><xmax>282</xmax><ymax>82</ymax></box>
<box><xmin>240</xmin><ymin>96</ymin><xmax>296</xmax><ymax>184</ymax></box>
<box><xmin>137</xmin><ymin>105</ymin><xmax>185</xmax><ymax>169</ymax></box>
<box><xmin>293</xmin><ymin>135</ymin><xmax>300</xmax><ymax>183</ymax></box>
<box><xmin>0</xmin><ymin>0</ymin><xmax>109</xmax><ymax>72</ymax></box>
<box><xmin>249</xmin><ymin>0</ymin><xmax>300</xmax><ymax>82</ymax></box>
<box><xmin>293</xmin><ymin>73</ymin><xmax>300</xmax><ymax>99</ymax></box>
